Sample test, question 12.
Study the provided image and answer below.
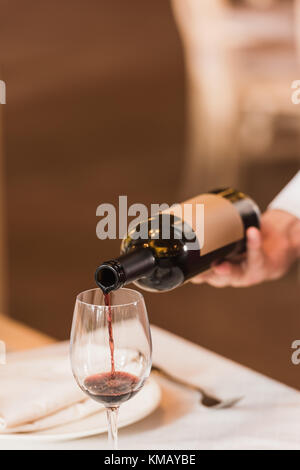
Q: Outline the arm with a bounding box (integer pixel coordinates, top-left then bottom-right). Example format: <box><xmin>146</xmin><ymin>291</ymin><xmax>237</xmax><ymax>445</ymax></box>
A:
<box><xmin>192</xmin><ymin>173</ymin><xmax>300</xmax><ymax>288</ymax></box>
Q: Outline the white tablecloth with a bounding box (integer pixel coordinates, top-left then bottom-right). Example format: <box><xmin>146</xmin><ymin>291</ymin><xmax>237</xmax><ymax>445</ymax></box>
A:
<box><xmin>1</xmin><ymin>325</ymin><xmax>300</xmax><ymax>450</ymax></box>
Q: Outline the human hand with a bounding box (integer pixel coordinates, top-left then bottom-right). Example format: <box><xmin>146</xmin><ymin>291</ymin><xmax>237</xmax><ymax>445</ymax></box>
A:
<box><xmin>191</xmin><ymin>209</ymin><xmax>300</xmax><ymax>288</ymax></box>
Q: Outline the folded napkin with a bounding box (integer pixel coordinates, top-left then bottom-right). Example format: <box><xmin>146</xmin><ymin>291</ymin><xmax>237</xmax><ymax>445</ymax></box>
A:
<box><xmin>0</xmin><ymin>355</ymin><xmax>101</xmax><ymax>433</ymax></box>
<box><xmin>0</xmin><ymin>348</ymin><xmax>140</xmax><ymax>433</ymax></box>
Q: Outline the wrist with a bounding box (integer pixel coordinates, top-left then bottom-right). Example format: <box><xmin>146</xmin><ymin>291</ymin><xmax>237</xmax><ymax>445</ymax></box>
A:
<box><xmin>289</xmin><ymin>218</ymin><xmax>300</xmax><ymax>257</ymax></box>
<box><xmin>263</xmin><ymin>209</ymin><xmax>300</xmax><ymax>258</ymax></box>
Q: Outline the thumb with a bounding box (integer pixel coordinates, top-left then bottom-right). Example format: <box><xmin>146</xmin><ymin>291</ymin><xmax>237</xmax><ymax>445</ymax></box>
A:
<box><xmin>246</xmin><ymin>227</ymin><xmax>264</xmax><ymax>269</ymax></box>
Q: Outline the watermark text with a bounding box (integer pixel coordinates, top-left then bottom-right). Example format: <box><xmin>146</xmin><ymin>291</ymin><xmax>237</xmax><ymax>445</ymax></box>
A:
<box><xmin>96</xmin><ymin>196</ymin><xmax>204</xmax><ymax>250</ymax></box>
<box><xmin>0</xmin><ymin>80</ymin><xmax>6</xmax><ymax>104</ymax></box>
<box><xmin>291</xmin><ymin>80</ymin><xmax>300</xmax><ymax>104</ymax></box>
<box><xmin>0</xmin><ymin>340</ymin><xmax>6</xmax><ymax>364</ymax></box>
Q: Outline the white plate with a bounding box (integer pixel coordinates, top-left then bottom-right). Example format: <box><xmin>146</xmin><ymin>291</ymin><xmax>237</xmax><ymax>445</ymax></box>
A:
<box><xmin>0</xmin><ymin>376</ymin><xmax>161</xmax><ymax>442</ymax></box>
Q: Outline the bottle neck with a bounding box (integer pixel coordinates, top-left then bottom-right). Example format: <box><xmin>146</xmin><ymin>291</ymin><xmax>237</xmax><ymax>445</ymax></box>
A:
<box><xmin>95</xmin><ymin>248</ymin><xmax>156</xmax><ymax>294</ymax></box>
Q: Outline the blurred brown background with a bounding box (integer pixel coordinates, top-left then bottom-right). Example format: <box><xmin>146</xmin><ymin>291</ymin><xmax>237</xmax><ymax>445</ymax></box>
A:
<box><xmin>0</xmin><ymin>0</ymin><xmax>299</xmax><ymax>387</ymax></box>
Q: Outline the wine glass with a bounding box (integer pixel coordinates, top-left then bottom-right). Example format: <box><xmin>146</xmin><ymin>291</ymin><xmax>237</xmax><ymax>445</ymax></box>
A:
<box><xmin>70</xmin><ymin>288</ymin><xmax>152</xmax><ymax>449</ymax></box>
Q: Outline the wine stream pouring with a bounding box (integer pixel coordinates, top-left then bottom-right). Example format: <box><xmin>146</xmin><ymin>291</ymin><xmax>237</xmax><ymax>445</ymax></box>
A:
<box><xmin>95</xmin><ymin>188</ymin><xmax>260</xmax><ymax>294</ymax></box>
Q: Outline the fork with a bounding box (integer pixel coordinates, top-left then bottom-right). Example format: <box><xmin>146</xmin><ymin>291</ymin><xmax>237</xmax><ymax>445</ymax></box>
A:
<box><xmin>151</xmin><ymin>365</ymin><xmax>243</xmax><ymax>409</ymax></box>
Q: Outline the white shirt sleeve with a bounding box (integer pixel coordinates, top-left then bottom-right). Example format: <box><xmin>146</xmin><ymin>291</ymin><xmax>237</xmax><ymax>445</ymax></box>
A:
<box><xmin>268</xmin><ymin>171</ymin><xmax>300</xmax><ymax>219</ymax></box>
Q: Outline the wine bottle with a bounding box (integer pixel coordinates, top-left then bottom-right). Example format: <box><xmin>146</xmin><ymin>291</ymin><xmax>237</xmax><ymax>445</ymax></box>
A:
<box><xmin>95</xmin><ymin>188</ymin><xmax>260</xmax><ymax>293</ymax></box>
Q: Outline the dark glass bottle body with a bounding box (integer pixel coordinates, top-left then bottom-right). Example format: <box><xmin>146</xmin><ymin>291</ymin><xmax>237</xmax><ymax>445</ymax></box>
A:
<box><xmin>95</xmin><ymin>188</ymin><xmax>260</xmax><ymax>293</ymax></box>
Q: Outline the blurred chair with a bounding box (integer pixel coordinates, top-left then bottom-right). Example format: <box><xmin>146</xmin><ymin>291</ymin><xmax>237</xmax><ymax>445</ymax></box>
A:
<box><xmin>172</xmin><ymin>0</ymin><xmax>300</xmax><ymax>195</ymax></box>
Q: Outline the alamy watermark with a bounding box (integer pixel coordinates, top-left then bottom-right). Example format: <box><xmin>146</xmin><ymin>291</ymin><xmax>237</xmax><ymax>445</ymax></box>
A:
<box><xmin>291</xmin><ymin>340</ymin><xmax>300</xmax><ymax>365</ymax></box>
<box><xmin>96</xmin><ymin>196</ymin><xmax>204</xmax><ymax>250</ymax></box>
<box><xmin>0</xmin><ymin>340</ymin><xmax>6</xmax><ymax>364</ymax></box>
<box><xmin>291</xmin><ymin>80</ymin><xmax>300</xmax><ymax>104</ymax></box>
<box><xmin>0</xmin><ymin>81</ymin><xmax>7</xmax><ymax>367</ymax></box>
<box><xmin>0</xmin><ymin>80</ymin><xmax>6</xmax><ymax>104</ymax></box>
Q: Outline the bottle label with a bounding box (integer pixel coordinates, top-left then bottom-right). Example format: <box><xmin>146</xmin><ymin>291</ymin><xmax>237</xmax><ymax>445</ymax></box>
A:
<box><xmin>164</xmin><ymin>193</ymin><xmax>244</xmax><ymax>254</ymax></box>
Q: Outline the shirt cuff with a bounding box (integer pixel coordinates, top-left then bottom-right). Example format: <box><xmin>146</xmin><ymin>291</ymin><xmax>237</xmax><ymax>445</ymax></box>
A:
<box><xmin>268</xmin><ymin>171</ymin><xmax>300</xmax><ymax>219</ymax></box>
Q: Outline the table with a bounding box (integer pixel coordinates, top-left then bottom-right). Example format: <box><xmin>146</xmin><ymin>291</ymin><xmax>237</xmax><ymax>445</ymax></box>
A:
<box><xmin>1</xmin><ymin>325</ymin><xmax>300</xmax><ymax>450</ymax></box>
<box><xmin>0</xmin><ymin>313</ymin><xmax>56</xmax><ymax>351</ymax></box>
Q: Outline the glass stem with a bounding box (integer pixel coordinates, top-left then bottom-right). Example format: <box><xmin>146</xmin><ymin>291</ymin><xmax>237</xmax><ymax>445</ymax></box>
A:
<box><xmin>106</xmin><ymin>406</ymin><xmax>119</xmax><ymax>450</ymax></box>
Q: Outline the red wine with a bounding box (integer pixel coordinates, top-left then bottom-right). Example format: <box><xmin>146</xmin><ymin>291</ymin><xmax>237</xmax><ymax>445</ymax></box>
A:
<box><xmin>95</xmin><ymin>188</ymin><xmax>260</xmax><ymax>293</ymax></box>
<box><xmin>84</xmin><ymin>371</ymin><xmax>140</xmax><ymax>406</ymax></box>
<box><xmin>83</xmin><ymin>293</ymin><xmax>140</xmax><ymax>407</ymax></box>
<box><xmin>104</xmin><ymin>292</ymin><xmax>115</xmax><ymax>376</ymax></box>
